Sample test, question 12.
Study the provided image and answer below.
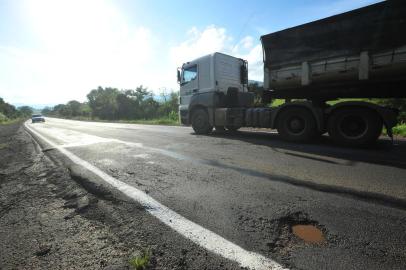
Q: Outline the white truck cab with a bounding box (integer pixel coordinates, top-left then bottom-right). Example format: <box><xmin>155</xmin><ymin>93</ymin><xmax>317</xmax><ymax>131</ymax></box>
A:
<box><xmin>178</xmin><ymin>52</ymin><xmax>251</xmax><ymax>131</ymax></box>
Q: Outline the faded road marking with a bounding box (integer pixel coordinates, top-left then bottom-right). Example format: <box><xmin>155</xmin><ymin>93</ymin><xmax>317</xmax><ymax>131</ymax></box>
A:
<box><xmin>25</xmin><ymin>122</ymin><xmax>287</xmax><ymax>270</ymax></box>
<box><xmin>133</xmin><ymin>153</ymin><xmax>150</xmax><ymax>159</ymax></box>
<box><xmin>29</xmin><ymin>124</ymin><xmax>191</xmax><ymax>160</ymax></box>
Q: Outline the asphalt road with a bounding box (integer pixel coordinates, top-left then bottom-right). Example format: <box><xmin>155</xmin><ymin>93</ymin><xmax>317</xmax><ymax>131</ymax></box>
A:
<box><xmin>26</xmin><ymin>118</ymin><xmax>406</xmax><ymax>270</ymax></box>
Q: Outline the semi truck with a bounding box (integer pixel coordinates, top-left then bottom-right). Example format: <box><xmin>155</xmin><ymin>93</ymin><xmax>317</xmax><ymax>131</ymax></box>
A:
<box><xmin>177</xmin><ymin>1</ymin><xmax>406</xmax><ymax>146</ymax></box>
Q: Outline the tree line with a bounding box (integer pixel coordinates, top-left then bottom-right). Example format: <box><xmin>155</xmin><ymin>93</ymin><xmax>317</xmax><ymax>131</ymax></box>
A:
<box><xmin>0</xmin><ymin>98</ymin><xmax>33</xmax><ymax>123</ymax></box>
<box><xmin>42</xmin><ymin>86</ymin><xmax>179</xmax><ymax>122</ymax></box>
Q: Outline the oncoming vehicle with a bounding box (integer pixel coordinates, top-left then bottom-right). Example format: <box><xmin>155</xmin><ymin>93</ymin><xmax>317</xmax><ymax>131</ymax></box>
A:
<box><xmin>31</xmin><ymin>114</ymin><xmax>45</xmax><ymax>123</ymax></box>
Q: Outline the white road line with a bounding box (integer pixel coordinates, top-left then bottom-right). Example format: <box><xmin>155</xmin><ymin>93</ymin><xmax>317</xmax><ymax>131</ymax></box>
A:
<box><xmin>29</xmin><ymin>123</ymin><xmax>195</xmax><ymax>160</ymax></box>
<box><xmin>25</xmin><ymin>122</ymin><xmax>287</xmax><ymax>270</ymax></box>
<box><xmin>45</xmin><ymin>117</ymin><xmax>190</xmax><ymax>131</ymax></box>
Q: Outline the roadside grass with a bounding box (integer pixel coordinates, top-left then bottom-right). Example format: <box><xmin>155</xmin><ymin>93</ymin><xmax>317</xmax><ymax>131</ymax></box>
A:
<box><xmin>392</xmin><ymin>123</ymin><xmax>406</xmax><ymax>136</ymax></box>
<box><xmin>129</xmin><ymin>249</ymin><xmax>151</xmax><ymax>270</ymax></box>
<box><xmin>118</xmin><ymin>118</ymin><xmax>179</xmax><ymax>126</ymax></box>
<box><xmin>0</xmin><ymin>143</ymin><xmax>8</xmax><ymax>150</ymax></box>
<box><xmin>326</xmin><ymin>98</ymin><xmax>369</xmax><ymax>105</ymax></box>
<box><xmin>270</xmin><ymin>99</ymin><xmax>285</xmax><ymax>106</ymax></box>
<box><xmin>0</xmin><ymin>118</ymin><xmax>23</xmax><ymax>125</ymax></box>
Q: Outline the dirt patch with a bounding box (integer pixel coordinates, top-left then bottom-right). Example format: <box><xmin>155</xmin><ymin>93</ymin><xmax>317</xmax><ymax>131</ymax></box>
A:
<box><xmin>0</xmin><ymin>124</ymin><xmax>130</xmax><ymax>269</ymax></box>
<box><xmin>260</xmin><ymin>212</ymin><xmax>328</xmax><ymax>264</ymax></box>
<box><xmin>0</xmin><ymin>123</ymin><xmax>242</xmax><ymax>270</ymax></box>
<box><xmin>236</xmin><ymin>207</ymin><xmax>329</xmax><ymax>267</ymax></box>
<box><xmin>291</xmin><ymin>224</ymin><xmax>325</xmax><ymax>244</ymax></box>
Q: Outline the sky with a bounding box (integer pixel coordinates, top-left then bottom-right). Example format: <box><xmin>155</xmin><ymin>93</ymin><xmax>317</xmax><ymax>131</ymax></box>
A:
<box><xmin>0</xmin><ymin>0</ymin><xmax>382</xmax><ymax>107</ymax></box>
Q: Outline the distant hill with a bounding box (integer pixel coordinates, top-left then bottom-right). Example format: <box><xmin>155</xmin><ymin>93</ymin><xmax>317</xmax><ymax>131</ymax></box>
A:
<box><xmin>248</xmin><ymin>80</ymin><xmax>263</xmax><ymax>87</ymax></box>
<box><xmin>12</xmin><ymin>103</ymin><xmax>56</xmax><ymax>110</ymax></box>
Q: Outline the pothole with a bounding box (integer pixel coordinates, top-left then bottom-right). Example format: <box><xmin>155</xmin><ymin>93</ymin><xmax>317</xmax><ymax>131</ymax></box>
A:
<box><xmin>265</xmin><ymin>212</ymin><xmax>328</xmax><ymax>257</ymax></box>
<box><xmin>291</xmin><ymin>224</ymin><xmax>325</xmax><ymax>244</ymax></box>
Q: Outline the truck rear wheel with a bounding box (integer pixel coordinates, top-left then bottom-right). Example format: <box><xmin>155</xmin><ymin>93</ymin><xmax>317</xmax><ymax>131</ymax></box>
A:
<box><xmin>327</xmin><ymin>107</ymin><xmax>383</xmax><ymax>146</ymax></box>
<box><xmin>276</xmin><ymin>107</ymin><xmax>317</xmax><ymax>142</ymax></box>
<box><xmin>191</xmin><ymin>108</ymin><xmax>213</xmax><ymax>134</ymax></box>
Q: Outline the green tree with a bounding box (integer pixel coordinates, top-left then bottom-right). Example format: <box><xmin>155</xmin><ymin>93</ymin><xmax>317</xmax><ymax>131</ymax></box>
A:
<box><xmin>67</xmin><ymin>100</ymin><xmax>82</xmax><ymax>117</ymax></box>
<box><xmin>248</xmin><ymin>82</ymin><xmax>265</xmax><ymax>107</ymax></box>
<box><xmin>87</xmin><ymin>87</ymin><xmax>120</xmax><ymax>120</ymax></box>
<box><xmin>39</xmin><ymin>86</ymin><xmax>181</xmax><ymax>123</ymax></box>
<box><xmin>141</xmin><ymin>95</ymin><xmax>159</xmax><ymax>119</ymax></box>
<box><xmin>0</xmin><ymin>112</ymin><xmax>7</xmax><ymax>123</ymax></box>
<box><xmin>79</xmin><ymin>103</ymin><xmax>92</xmax><ymax>117</ymax></box>
<box><xmin>18</xmin><ymin>106</ymin><xmax>34</xmax><ymax>117</ymax></box>
<box><xmin>116</xmin><ymin>91</ymin><xmax>137</xmax><ymax>119</ymax></box>
<box><xmin>158</xmin><ymin>91</ymin><xmax>179</xmax><ymax>120</ymax></box>
<box><xmin>0</xmin><ymin>98</ymin><xmax>20</xmax><ymax>119</ymax></box>
<box><xmin>51</xmin><ymin>104</ymin><xmax>69</xmax><ymax>117</ymax></box>
<box><xmin>41</xmin><ymin>107</ymin><xmax>52</xmax><ymax>116</ymax></box>
<box><xmin>119</xmin><ymin>86</ymin><xmax>154</xmax><ymax>119</ymax></box>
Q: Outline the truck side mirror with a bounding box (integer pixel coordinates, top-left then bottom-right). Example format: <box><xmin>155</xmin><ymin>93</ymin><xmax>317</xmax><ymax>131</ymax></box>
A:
<box><xmin>240</xmin><ymin>61</ymin><xmax>248</xmax><ymax>84</ymax></box>
<box><xmin>177</xmin><ymin>69</ymin><xmax>181</xmax><ymax>84</ymax></box>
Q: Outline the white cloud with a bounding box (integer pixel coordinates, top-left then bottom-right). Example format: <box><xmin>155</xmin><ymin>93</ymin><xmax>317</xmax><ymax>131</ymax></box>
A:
<box><xmin>0</xmin><ymin>3</ymin><xmax>264</xmax><ymax>106</ymax></box>
<box><xmin>233</xmin><ymin>36</ymin><xmax>254</xmax><ymax>52</ymax></box>
<box><xmin>170</xmin><ymin>25</ymin><xmax>231</xmax><ymax>67</ymax></box>
<box><xmin>236</xmin><ymin>44</ymin><xmax>263</xmax><ymax>81</ymax></box>
<box><xmin>1</xmin><ymin>1</ymin><xmax>383</xmax><ymax>106</ymax></box>
<box><xmin>170</xmin><ymin>26</ymin><xmax>263</xmax><ymax>82</ymax></box>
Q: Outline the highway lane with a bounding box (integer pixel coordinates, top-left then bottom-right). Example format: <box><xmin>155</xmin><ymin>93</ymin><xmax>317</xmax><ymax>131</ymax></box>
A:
<box><xmin>26</xmin><ymin>118</ymin><xmax>406</xmax><ymax>270</ymax></box>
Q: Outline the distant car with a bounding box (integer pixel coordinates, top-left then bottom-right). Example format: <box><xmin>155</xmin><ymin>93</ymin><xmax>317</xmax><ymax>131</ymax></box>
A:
<box><xmin>31</xmin><ymin>114</ymin><xmax>45</xmax><ymax>123</ymax></box>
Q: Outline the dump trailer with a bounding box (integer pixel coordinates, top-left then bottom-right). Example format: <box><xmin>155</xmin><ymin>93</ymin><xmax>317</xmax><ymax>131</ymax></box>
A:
<box><xmin>178</xmin><ymin>1</ymin><xmax>406</xmax><ymax>146</ymax></box>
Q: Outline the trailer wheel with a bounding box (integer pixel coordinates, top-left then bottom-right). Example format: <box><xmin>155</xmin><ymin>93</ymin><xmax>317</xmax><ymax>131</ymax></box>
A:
<box><xmin>276</xmin><ymin>107</ymin><xmax>317</xmax><ymax>142</ymax></box>
<box><xmin>191</xmin><ymin>108</ymin><xmax>213</xmax><ymax>134</ymax></box>
<box><xmin>327</xmin><ymin>107</ymin><xmax>382</xmax><ymax>146</ymax></box>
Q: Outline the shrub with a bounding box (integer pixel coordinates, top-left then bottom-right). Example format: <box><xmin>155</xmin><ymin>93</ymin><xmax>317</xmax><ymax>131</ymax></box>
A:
<box><xmin>0</xmin><ymin>112</ymin><xmax>8</xmax><ymax>123</ymax></box>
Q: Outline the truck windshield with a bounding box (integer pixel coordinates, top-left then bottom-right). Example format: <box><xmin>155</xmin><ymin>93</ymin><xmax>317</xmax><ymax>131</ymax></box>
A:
<box><xmin>182</xmin><ymin>65</ymin><xmax>197</xmax><ymax>84</ymax></box>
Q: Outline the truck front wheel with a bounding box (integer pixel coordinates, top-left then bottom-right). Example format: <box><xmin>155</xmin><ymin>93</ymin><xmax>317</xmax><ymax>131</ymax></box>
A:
<box><xmin>276</xmin><ymin>107</ymin><xmax>317</xmax><ymax>142</ymax></box>
<box><xmin>226</xmin><ymin>126</ymin><xmax>240</xmax><ymax>132</ymax></box>
<box><xmin>191</xmin><ymin>108</ymin><xmax>213</xmax><ymax>134</ymax></box>
<box><xmin>327</xmin><ymin>107</ymin><xmax>382</xmax><ymax>146</ymax></box>
<box><xmin>215</xmin><ymin>126</ymin><xmax>226</xmax><ymax>132</ymax></box>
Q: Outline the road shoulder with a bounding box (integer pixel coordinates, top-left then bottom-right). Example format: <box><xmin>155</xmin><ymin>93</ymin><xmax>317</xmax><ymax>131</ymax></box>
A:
<box><xmin>0</xmin><ymin>123</ymin><xmax>241</xmax><ymax>270</ymax></box>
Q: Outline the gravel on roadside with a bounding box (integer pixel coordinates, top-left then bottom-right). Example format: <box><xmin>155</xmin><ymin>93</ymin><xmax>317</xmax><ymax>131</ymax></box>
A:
<box><xmin>0</xmin><ymin>123</ymin><xmax>242</xmax><ymax>270</ymax></box>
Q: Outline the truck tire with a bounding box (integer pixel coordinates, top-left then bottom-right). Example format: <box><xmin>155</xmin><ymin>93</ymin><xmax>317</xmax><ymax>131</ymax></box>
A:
<box><xmin>215</xmin><ymin>126</ymin><xmax>226</xmax><ymax>132</ymax></box>
<box><xmin>226</xmin><ymin>126</ymin><xmax>240</xmax><ymax>132</ymax></box>
<box><xmin>191</xmin><ymin>108</ymin><xmax>213</xmax><ymax>134</ymax></box>
<box><xmin>276</xmin><ymin>107</ymin><xmax>317</xmax><ymax>142</ymax></box>
<box><xmin>327</xmin><ymin>107</ymin><xmax>383</xmax><ymax>146</ymax></box>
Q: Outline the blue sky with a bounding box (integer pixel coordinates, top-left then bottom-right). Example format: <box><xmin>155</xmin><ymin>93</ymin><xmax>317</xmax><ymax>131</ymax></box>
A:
<box><xmin>0</xmin><ymin>0</ymin><xmax>381</xmax><ymax>106</ymax></box>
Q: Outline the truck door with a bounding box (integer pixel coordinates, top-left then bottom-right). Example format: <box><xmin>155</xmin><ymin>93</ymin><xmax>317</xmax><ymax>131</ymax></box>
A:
<box><xmin>180</xmin><ymin>64</ymin><xmax>198</xmax><ymax>108</ymax></box>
